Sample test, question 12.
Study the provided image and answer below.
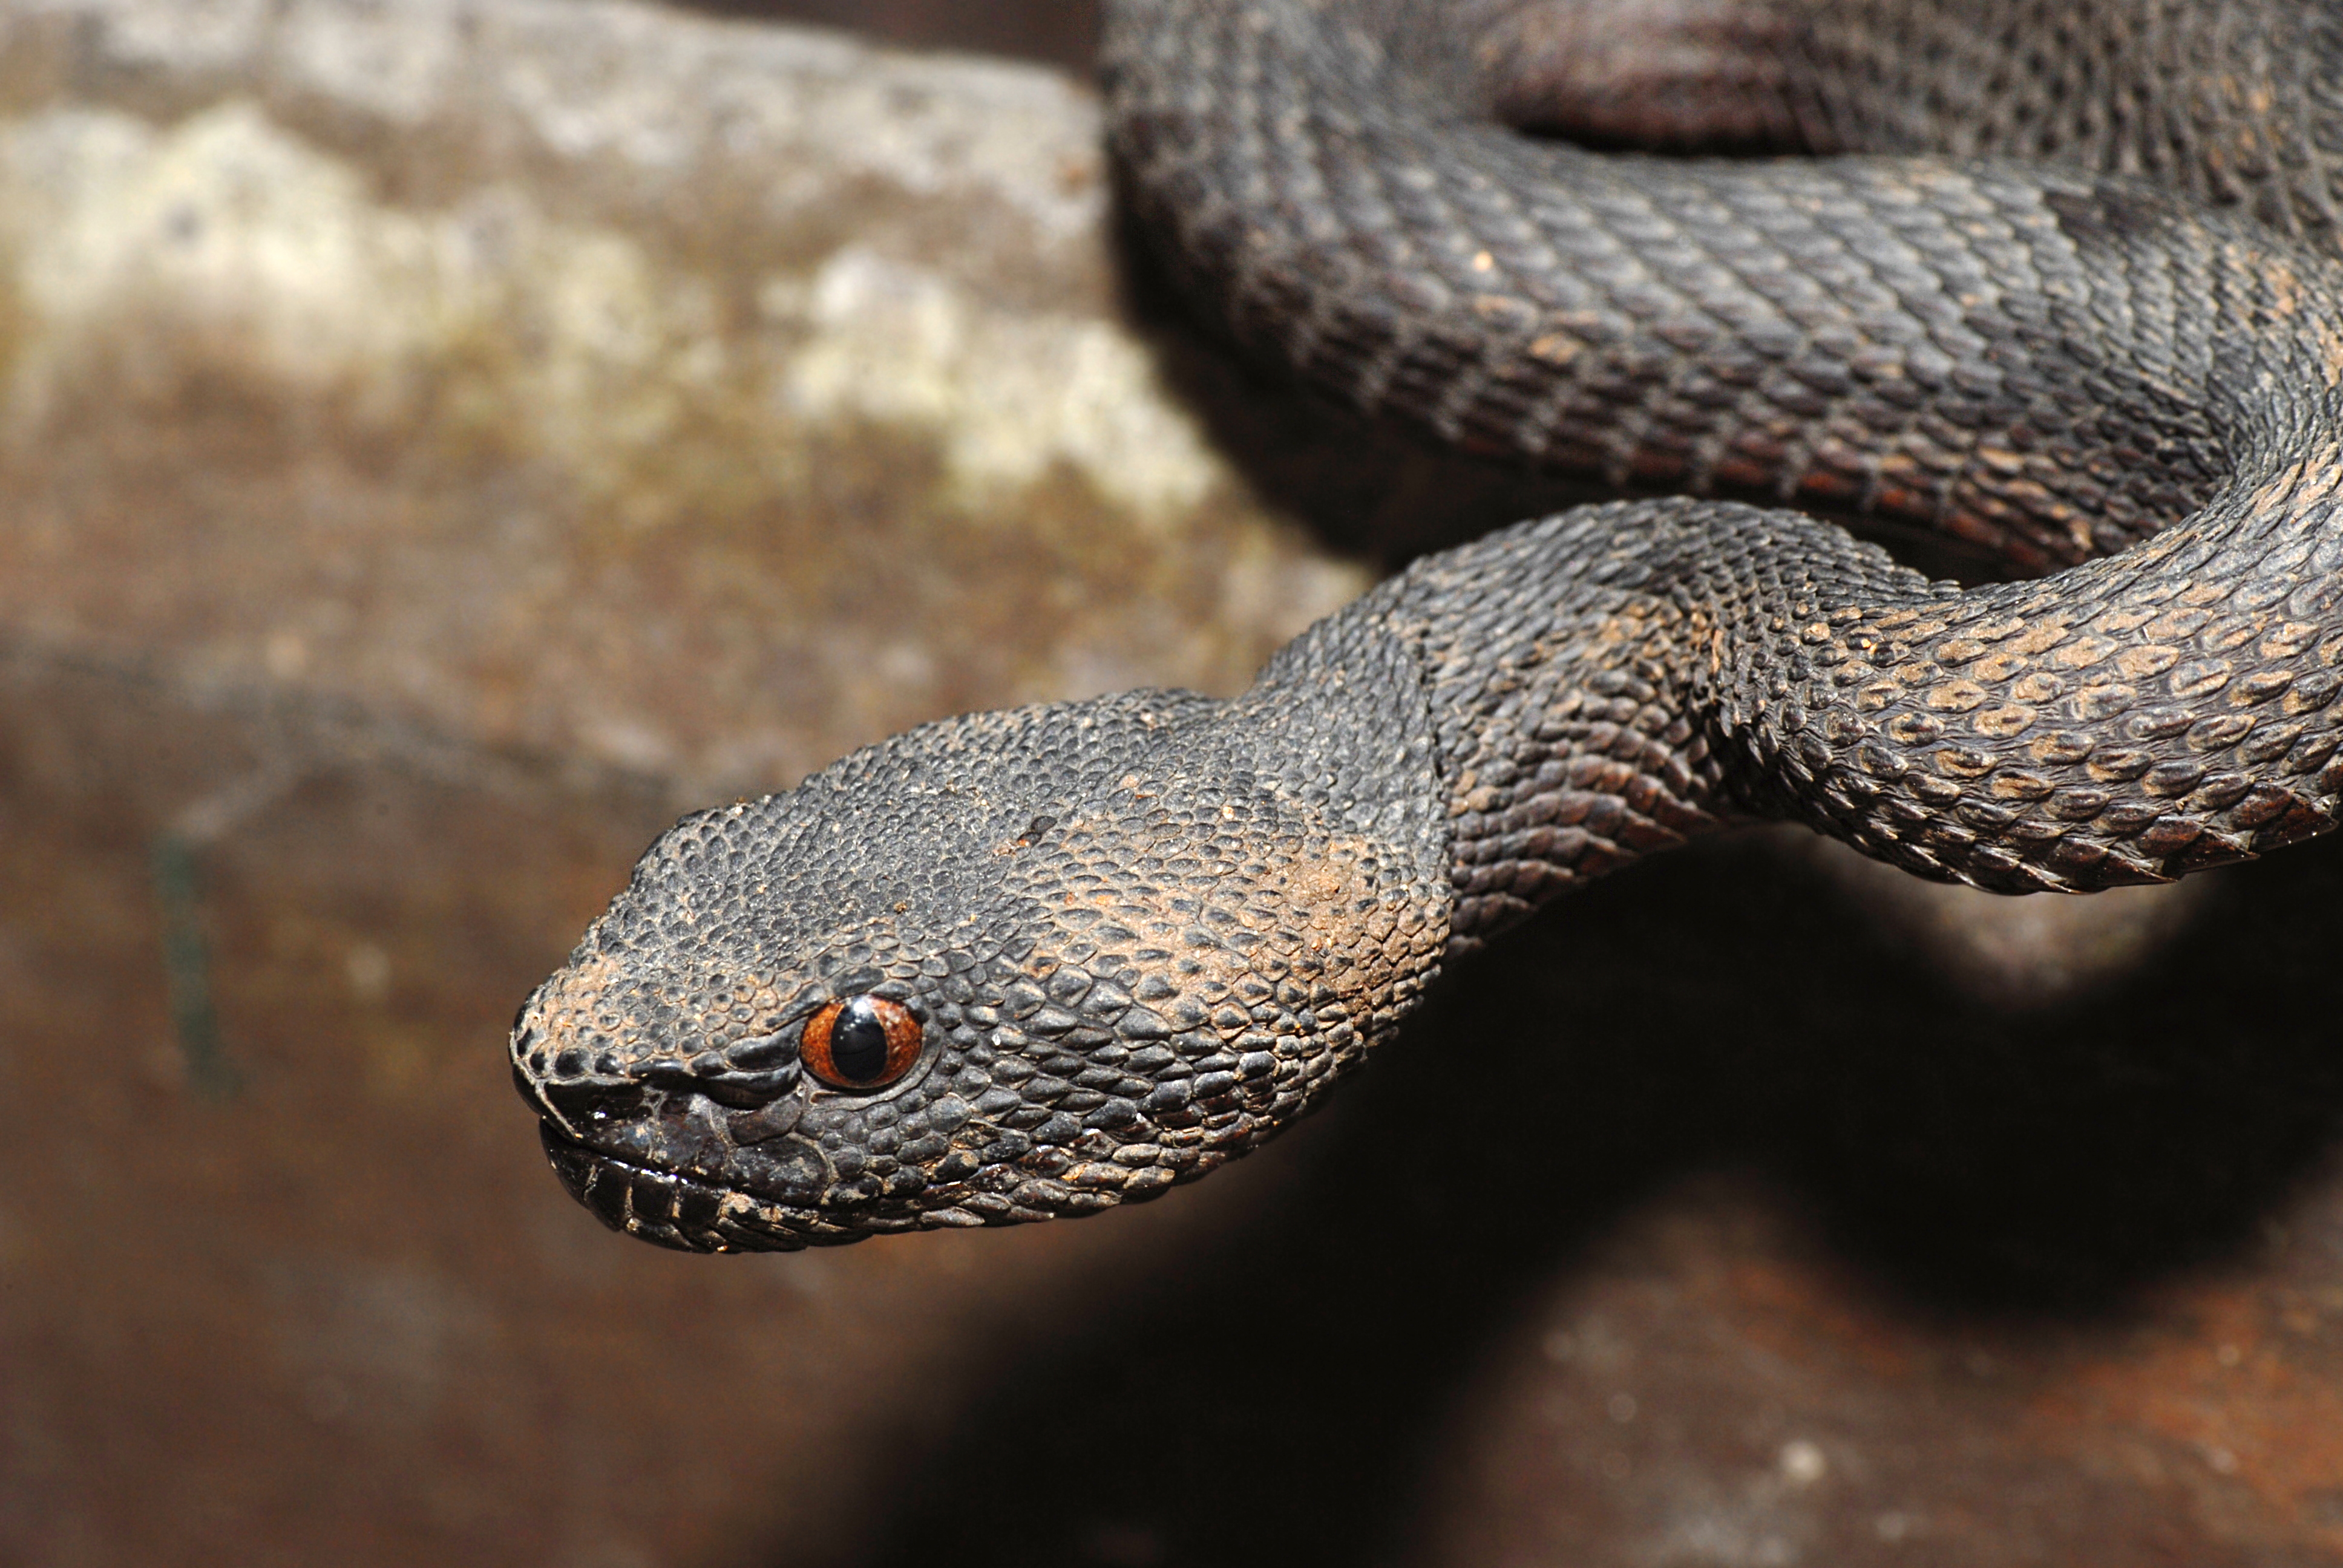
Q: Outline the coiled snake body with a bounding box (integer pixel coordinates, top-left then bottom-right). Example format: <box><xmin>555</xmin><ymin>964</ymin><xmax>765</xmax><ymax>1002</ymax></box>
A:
<box><xmin>513</xmin><ymin>0</ymin><xmax>2343</xmax><ymax>1251</ymax></box>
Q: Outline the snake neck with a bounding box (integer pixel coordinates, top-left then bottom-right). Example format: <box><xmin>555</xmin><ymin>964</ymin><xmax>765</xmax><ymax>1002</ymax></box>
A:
<box><xmin>1335</xmin><ymin>421</ymin><xmax>2343</xmax><ymax>947</ymax></box>
<box><xmin>1341</xmin><ymin>506</ymin><xmax>1738</xmax><ymax>950</ymax></box>
<box><xmin>1309</xmin><ymin>496</ymin><xmax>1921</xmax><ymax>949</ymax></box>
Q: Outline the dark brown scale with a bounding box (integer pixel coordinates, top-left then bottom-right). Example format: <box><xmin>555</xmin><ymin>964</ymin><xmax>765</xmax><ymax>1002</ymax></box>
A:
<box><xmin>510</xmin><ymin>0</ymin><xmax>2343</xmax><ymax>1251</ymax></box>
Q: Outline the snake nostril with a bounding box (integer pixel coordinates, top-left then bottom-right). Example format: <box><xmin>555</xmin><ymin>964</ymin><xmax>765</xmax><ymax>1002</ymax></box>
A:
<box><xmin>534</xmin><ymin>1075</ymin><xmax>649</xmax><ymax>1122</ymax></box>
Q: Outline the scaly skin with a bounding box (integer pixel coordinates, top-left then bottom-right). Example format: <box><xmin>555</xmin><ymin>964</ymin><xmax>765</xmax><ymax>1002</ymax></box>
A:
<box><xmin>512</xmin><ymin>0</ymin><xmax>2343</xmax><ymax>1251</ymax></box>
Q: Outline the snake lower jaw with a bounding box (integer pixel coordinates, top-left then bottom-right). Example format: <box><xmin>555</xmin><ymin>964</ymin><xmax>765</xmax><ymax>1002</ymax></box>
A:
<box><xmin>537</xmin><ymin>1122</ymin><xmax>875</xmax><ymax>1253</ymax></box>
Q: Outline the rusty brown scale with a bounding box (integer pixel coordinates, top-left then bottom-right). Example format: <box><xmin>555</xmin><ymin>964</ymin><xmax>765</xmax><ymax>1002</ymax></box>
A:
<box><xmin>510</xmin><ymin>0</ymin><xmax>2343</xmax><ymax>1253</ymax></box>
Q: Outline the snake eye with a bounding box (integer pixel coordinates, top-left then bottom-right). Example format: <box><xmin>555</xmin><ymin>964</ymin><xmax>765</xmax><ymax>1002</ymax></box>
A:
<box><xmin>801</xmin><ymin>995</ymin><xmax>922</xmax><ymax>1090</ymax></box>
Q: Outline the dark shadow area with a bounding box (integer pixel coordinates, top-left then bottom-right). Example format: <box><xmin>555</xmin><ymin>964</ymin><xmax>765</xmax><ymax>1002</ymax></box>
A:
<box><xmin>853</xmin><ymin>829</ymin><xmax>2343</xmax><ymax>1568</ymax></box>
<box><xmin>671</xmin><ymin>0</ymin><xmax>1102</xmax><ymax>74</ymax></box>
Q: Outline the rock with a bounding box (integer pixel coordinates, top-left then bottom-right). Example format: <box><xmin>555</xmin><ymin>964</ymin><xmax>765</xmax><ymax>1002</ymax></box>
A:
<box><xmin>1415</xmin><ymin>1172</ymin><xmax>2343</xmax><ymax>1568</ymax></box>
<box><xmin>0</xmin><ymin>0</ymin><xmax>1365</xmax><ymax>798</ymax></box>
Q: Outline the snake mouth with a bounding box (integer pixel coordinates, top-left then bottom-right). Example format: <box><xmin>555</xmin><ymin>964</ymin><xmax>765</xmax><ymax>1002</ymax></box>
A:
<box><xmin>535</xmin><ymin>1122</ymin><xmax>868</xmax><ymax>1253</ymax></box>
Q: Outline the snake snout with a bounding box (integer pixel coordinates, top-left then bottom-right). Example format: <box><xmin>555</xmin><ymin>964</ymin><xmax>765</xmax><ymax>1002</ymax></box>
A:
<box><xmin>540</xmin><ymin>1125</ymin><xmax>729</xmax><ymax>1253</ymax></box>
<box><xmin>525</xmin><ymin>1070</ymin><xmax>649</xmax><ymax>1124</ymax></box>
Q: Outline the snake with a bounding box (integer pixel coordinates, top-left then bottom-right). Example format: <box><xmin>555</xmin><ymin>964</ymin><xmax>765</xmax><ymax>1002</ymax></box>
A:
<box><xmin>510</xmin><ymin>0</ymin><xmax>2343</xmax><ymax>1252</ymax></box>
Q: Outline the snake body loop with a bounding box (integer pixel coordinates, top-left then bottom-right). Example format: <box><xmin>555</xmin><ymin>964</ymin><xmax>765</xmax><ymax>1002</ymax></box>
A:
<box><xmin>513</xmin><ymin>0</ymin><xmax>2343</xmax><ymax>1251</ymax></box>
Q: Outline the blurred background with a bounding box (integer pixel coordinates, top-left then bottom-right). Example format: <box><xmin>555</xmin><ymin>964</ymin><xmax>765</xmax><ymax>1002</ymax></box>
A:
<box><xmin>4</xmin><ymin>2</ymin><xmax>2342</xmax><ymax>1564</ymax></box>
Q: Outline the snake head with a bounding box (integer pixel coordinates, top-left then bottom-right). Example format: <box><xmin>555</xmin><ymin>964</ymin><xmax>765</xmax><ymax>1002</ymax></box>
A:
<box><xmin>511</xmin><ymin>681</ymin><xmax>1450</xmax><ymax>1252</ymax></box>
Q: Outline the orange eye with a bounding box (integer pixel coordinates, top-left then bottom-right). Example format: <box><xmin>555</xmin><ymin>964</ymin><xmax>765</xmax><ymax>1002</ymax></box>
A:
<box><xmin>801</xmin><ymin>995</ymin><xmax>923</xmax><ymax>1090</ymax></box>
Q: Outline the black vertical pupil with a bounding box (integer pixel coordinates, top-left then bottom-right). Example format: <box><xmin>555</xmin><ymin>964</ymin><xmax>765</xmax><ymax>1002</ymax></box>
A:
<box><xmin>829</xmin><ymin>998</ymin><xmax>891</xmax><ymax>1082</ymax></box>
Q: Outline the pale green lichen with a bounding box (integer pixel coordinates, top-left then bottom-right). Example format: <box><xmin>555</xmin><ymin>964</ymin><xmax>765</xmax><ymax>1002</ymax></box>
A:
<box><xmin>775</xmin><ymin>245</ymin><xmax>1222</xmax><ymax>521</ymax></box>
<box><xmin>0</xmin><ymin>94</ymin><xmax>1367</xmax><ymax>788</ymax></box>
<box><xmin>0</xmin><ymin>100</ymin><xmax>1231</xmax><ymax>525</ymax></box>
